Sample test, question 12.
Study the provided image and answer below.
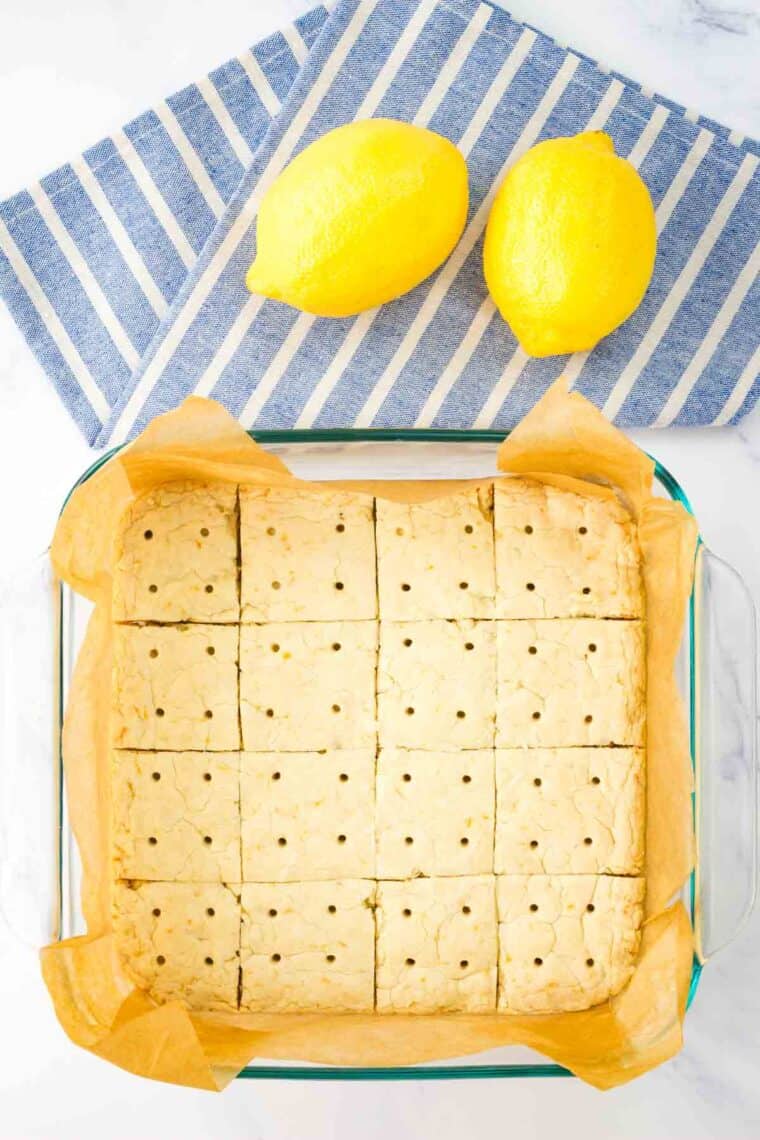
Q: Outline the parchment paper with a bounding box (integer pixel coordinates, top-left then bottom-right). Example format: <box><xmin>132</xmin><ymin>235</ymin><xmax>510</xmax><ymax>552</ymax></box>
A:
<box><xmin>43</xmin><ymin>379</ymin><xmax>698</xmax><ymax>1090</ymax></box>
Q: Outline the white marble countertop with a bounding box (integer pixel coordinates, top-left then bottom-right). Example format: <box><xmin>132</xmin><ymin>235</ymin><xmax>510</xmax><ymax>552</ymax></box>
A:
<box><xmin>0</xmin><ymin>1</ymin><xmax>758</xmax><ymax>1137</ymax></box>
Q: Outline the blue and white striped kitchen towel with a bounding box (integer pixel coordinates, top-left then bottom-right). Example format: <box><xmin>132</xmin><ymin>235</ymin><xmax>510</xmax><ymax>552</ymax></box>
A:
<box><xmin>1</xmin><ymin>0</ymin><xmax>758</xmax><ymax>447</ymax></box>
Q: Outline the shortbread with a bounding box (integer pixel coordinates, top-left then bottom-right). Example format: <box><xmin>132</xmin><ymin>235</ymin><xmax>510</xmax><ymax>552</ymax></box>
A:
<box><xmin>376</xmin><ymin>876</ymin><xmax>497</xmax><ymax>1012</ymax></box>
<box><xmin>113</xmin><ymin>482</ymin><xmax>238</xmax><ymax>622</ymax></box>
<box><xmin>496</xmin><ymin>875</ymin><xmax>645</xmax><ymax>1013</ymax></box>
<box><xmin>239</xmin><ymin>621</ymin><xmax>377</xmax><ymax>751</ymax></box>
<box><xmin>110</xmin><ymin>478</ymin><xmax>647</xmax><ymax>1016</ymax></box>
<box><xmin>240</xmin><ymin>751</ymin><xmax>375</xmax><ymax>880</ymax></box>
<box><xmin>495</xmin><ymin>748</ymin><xmax>644</xmax><ymax>875</ymax></box>
<box><xmin>376</xmin><ymin>487</ymin><xmax>495</xmax><ymax>619</ymax></box>
<box><xmin>240</xmin><ymin>486</ymin><xmax>376</xmax><ymax>621</ymax></box>
<box><xmin>112</xmin><ymin>751</ymin><xmax>240</xmax><ymax>881</ymax></box>
<box><xmin>112</xmin><ymin>623</ymin><xmax>240</xmax><ymax>750</ymax></box>
<box><xmin>376</xmin><ymin>749</ymin><xmax>494</xmax><ymax>877</ymax></box>
<box><xmin>113</xmin><ymin>880</ymin><xmax>241</xmax><ymax>1011</ymax></box>
<box><xmin>494</xmin><ymin>479</ymin><xmax>643</xmax><ymax>619</ymax></box>
<box><xmin>496</xmin><ymin>619</ymin><xmax>646</xmax><ymax>747</ymax></box>
<box><xmin>240</xmin><ymin>880</ymin><xmax>375</xmax><ymax>1012</ymax></box>
<box><xmin>378</xmin><ymin>620</ymin><xmax>496</xmax><ymax>749</ymax></box>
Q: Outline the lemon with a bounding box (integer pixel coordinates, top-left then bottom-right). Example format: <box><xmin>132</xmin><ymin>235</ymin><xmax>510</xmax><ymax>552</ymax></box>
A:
<box><xmin>483</xmin><ymin>132</ymin><xmax>656</xmax><ymax>357</ymax></box>
<box><xmin>246</xmin><ymin>118</ymin><xmax>468</xmax><ymax>317</ymax></box>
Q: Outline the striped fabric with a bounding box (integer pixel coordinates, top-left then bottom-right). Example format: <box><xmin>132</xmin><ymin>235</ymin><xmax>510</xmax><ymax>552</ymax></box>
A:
<box><xmin>0</xmin><ymin>7</ymin><xmax>328</xmax><ymax>444</ymax></box>
<box><xmin>1</xmin><ymin>1</ymin><xmax>758</xmax><ymax>446</ymax></box>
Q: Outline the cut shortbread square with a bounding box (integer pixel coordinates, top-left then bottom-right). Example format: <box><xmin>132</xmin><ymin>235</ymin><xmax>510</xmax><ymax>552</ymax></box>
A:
<box><xmin>241</xmin><ymin>751</ymin><xmax>375</xmax><ymax>880</ymax></box>
<box><xmin>112</xmin><ymin>624</ymin><xmax>240</xmax><ymax>750</ymax></box>
<box><xmin>112</xmin><ymin>880</ymin><xmax>241</xmax><ymax>1011</ymax></box>
<box><xmin>375</xmin><ymin>876</ymin><xmax>497</xmax><ymax>1012</ymax></box>
<box><xmin>494</xmin><ymin>479</ymin><xmax>642</xmax><ymax>619</ymax></box>
<box><xmin>112</xmin><ymin>751</ymin><xmax>240</xmax><ymax>881</ymax></box>
<box><xmin>240</xmin><ymin>880</ymin><xmax>375</xmax><ymax>1011</ymax></box>
<box><xmin>239</xmin><ymin>621</ymin><xmax>377</xmax><ymax>751</ymax></box>
<box><xmin>240</xmin><ymin>487</ymin><xmax>376</xmax><ymax>621</ymax></box>
<box><xmin>376</xmin><ymin>487</ymin><xmax>495</xmax><ymax>619</ymax></box>
<box><xmin>496</xmin><ymin>619</ymin><xmax>645</xmax><ymax>747</ymax></box>
<box><xmin>496</xmin><ymin>875</ymin><xmax>645</xmax><ymax>1013</ymax></box>
<box><xmin>495</xmin><ymin>748</ymin><xmax>644</xmax><ymax>875</ymax></box>
<box><xmin>376</xmin><ymin>749</ymin><xmax>494</xmax><ymax>877</ymax></box>
<box><xmin>113</xmin><ymin>482</ymin><xmax>238</xmax><ymax>622</ymax></box>
<box><xmin>378</xmin><ymin>620</ymin><xmax>495</xmax><ymax>749</ymax></box>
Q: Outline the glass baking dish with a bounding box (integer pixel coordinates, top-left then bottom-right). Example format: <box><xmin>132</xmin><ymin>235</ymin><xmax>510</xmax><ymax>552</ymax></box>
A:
<box><xmin>0</xmin><ymin>429</ymin><xmax>756</xmax><ymax>1081</ymax></box>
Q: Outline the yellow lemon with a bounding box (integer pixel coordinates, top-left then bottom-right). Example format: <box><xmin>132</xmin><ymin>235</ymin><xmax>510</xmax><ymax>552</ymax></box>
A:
<box><xmin>246</xmin><ymin>118</ymin><xmax>468</xmax><ymax>317</ymax></box>
<box><xmin>483</xmin><ymin>132</ymin><xmax>656</xmax><ymax>356</ymax></box>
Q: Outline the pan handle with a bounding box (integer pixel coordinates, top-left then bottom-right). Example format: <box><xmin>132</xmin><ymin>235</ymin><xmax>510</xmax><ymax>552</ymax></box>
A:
<box><xmin>693</xmin><ymin>545</ymin><xmax>758</xmax><ymax>962</ymax></box>
<box><xmin>0</xmin><ymin>556</ymin><xmax>61</xmax><ymax>947</ymax></box>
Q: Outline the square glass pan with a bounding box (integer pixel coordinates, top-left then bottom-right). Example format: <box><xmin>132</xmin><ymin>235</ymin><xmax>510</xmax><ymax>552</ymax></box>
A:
<box><xmin>1</xmin><ymin>430</ymin><xmax>755</xmax><ymax>1082</ymax></box>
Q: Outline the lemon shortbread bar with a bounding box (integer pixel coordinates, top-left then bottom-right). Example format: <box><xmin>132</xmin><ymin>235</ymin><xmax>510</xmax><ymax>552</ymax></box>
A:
<box><xmin>376</xmin><ymin>876</ymin><xmax>497</xmax><ymax>1012</ymax></box>
<box><xmin>239</xmin><ymin>621</ymin><xmax>377</xmax><ymax>751</ymax></box>
<box><xmin>376</xmin><ymin>749</ymin><xmax>494</xmax><ymax>877</ymax></box>
<box><xmin>240</xmin><ymin>751</ymin><xmax>375</xmax><ymax>880</ymax></box>
<box><xmin>240</xmin><ymin>486</ymin><xmax>376</xmax><ymax>621</ymax></box>
<box><xmin>496</xmin><ymin>619</ymin><xmax>645</xmax><ymax>747</ymax></box>
<box><xmin>378</xmin><ymin>619</ymin><xmax>496</xmax><ymax>749</ymax></box>
<box><xmin>496</xmin><ymin>874</ymin><xmax>645</xmax><ymax>1013</ymax></box>
<box><xmin>112</xmin><ymin>623</ymin><xmax>240</xmax><ymax>750</ymax></box>
<box><xmin>376</xmin><ymin>487</ymin><xmax>495</xmax><ymax>619</ymax></box>
<box><xmin>112</xmin><ymin>751</ymin><xmax>241</xmax><ymax>881</ymax></box>
<box><xmin>494</xmin><ymin>479</ymin><xmax>643</xmax><ymax>619</ymax></box>
<box><xmin>495</xmin><ymin>748</ymin><xmax>645</xmax><ymax>875</ymax></box>
<box><xmin>240</xmin><ymin>880</ymin><xmax>375</xmax><ymax>1011</ymax></box>
<box><xmin>113</xmin><ymin>880</ymin><xmax>241</xmax><ymax>1012</ymax></box>
<box><xmin>113</xmin><ymin>482</ymin><xmax>239</xmax><ymax>623</ymax></box>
